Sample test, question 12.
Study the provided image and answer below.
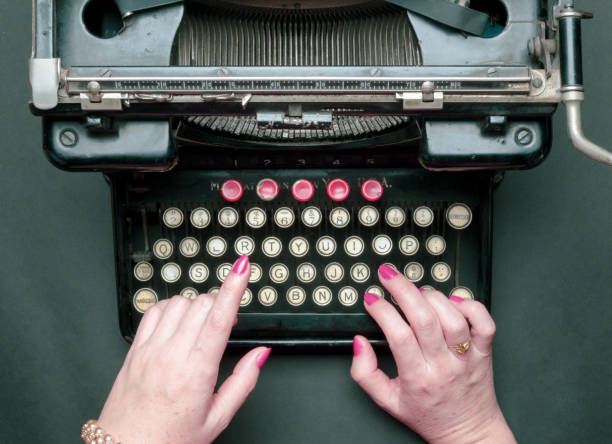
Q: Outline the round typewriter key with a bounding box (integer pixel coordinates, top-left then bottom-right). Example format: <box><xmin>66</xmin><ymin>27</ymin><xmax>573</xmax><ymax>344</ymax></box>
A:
<box><xmin>404</xmin><ymin>262</ymin><xmax>424</xmax><ymax>283</ymax></box>
<box><xmin>234</xmin><ymin>236</ymin><xmax>255</xmax><ymax>256</ymax></box>
<box><xmin>338</xmin><ymin>286</ymin><xmax>359</xmax><ymax>307</ymax></box>
<box><xmin>163</xmin><ymin>207</ymin><xmax>184</xmax><ymax>229</ymax></box>
<box><xmin>446</xmin><ymin>203</ymin><xmax>472</xmax><ymax>230</ymax></box>
<box><xmin>421</xmin><ymin>285</ymin><xmax>435</xmax><ymax>291</ymax></box>
<box><xmin>190</xmin><ymin>208</ymin><xmax>211</xmax><ymax>229</ymax></box>
<box><xmin>413</xmin><ymin>206</ymin><xmax>434</xmax><ymax>228</ymax></box>
<box><xmin>350</xmin><ymin>263</ymin><xmax>370</xmax><ymax>283</ymax></box>
<box><xmin>324</xmin><ymin>262</ymin><xmax>345</xmax><ymax>283</ymax></box>
<box><xmin>258</xmin><ymin>286</ymin><xmax>278</xmax><ymax>307</ymax></box>
<box><xmin>385</xmin><ymin>206</ymin><xmax>406</xmax><ymax>227</ymax></box>
<box><xmin>274</xmin><ymin>207</ymin><xmax>295</xmax><ymax>228</ymax></box>
<box><xmin>366</xmin><ymin>285</ymin><xmax>384</xmax><ymax>298</ymax></box>
<box><xmin>327</xmin><ymin>178</ymin><xmax>350</xmax><ymax>202</ymax></box>
<box><xmin>218</xmin><ymin>207</ymin><xmax>239</xmax><ymax>228</ymax></box>
<box><xmin>358</xmin><ymin>205</ymin><xmax>379</xmax><ymax>227</ymax></box>
<box><xmin>431</xmin><ymin>262</ymin><xmax>452</xmax><ymax>283</ymax></box>
<box><xmin>292</xmin><ymin>179</ymin><xmax>315</xmax><ymax>202</ymax></box>
<box><xmin>181</xmin><ymin>287</ymin><xmax>199</xmax><ymax>300</ymax></box>
<box><xmin>240</xmin><ymin>288</ymin><xmax>253</xmax><ymax>307</ymax></box>
<box><xmin>425</xmin><ymin>235</ymin><xmax>446</xmax><ymax>256</ymax></box>
<box><xmin>133</xmin><ymin>288</ymin><xmax>158</xmax><ymax>313</ymax></box>
<box><xmin>344</xmin><ymin>236</ymin><xmax>365</xmax><ymax>257</ymax></box>
<box><xmin>189</xmin><ymin>263</ymin><xmax>209</xmax><ymax>284</ymax></box>
<box><xmin>208</xmin><ymin>287</ymin><xmax>220</xmax><ymax>295</ymax></box>
<box><xmin>449</xmin><ymin>286</ymin><xmax>474</xmax><ymax>301</ymax></box>
<box><xmin>301</xmin><ymin>206</ymin><xmax>323</xmax><ymax>227</ymax></box>
<box><xmin>206</xmin><ymin>236</ymin><xmax>228</xmax><ymax>257</ymax></box>
<box><xmin>245</xmin><ymin>207</ymin><xmax>267</xmax><ymax>229</ymax></box>
<box><xmin>297</xmin><ymin>262</ymin><xmax>317</xmax><ymax>283</ymax></box>
<box><xmin>220</xmin><ymin>179</ymin><xmax>244</xmax><ymax>202</ymax></box>
<box><xmin>313</xmin><ymin>286</ymin><xmax>333</xmax><ymax>306</ymax></box>
<box><xmin>372</xmin><ymin>234</ymin><xmax>393</xmax><ymax>256</ymax></box>
<box><xmin>153</xmin><ymin>239</ymin><xmax>173</xmax><ymax>260</ymax></box>
<box><xmin>288</xmin><ymin>236</ymin><xmax>309</xmax><ymax>258</ymax></box>
<box><xmin>256</xmin><ymin>178</ymin><xmax>279</xmax><ymax>201</ymax></box>
<box><xmin>361</xmin><ymin>179</ymin><xmax>384</xmax><ymax>202</ymax></box>
<box><xmin>330</xmin><ymin>207</ymin><xmax>350</xmax><ymax>228</ymax></box>
<box><xmin>269</xmin><ymin>263</ymin><xmax>290</xmax><ymax>284</ymax></box>
<box><xmin>383</xmin><ymin>263</ymin><xmax>398</xmax><ymax>272</ymax></box>
<box><xmin>262</xmin><ymin>236</ymin><xmax>282</xmax><ymax>258</ymax></box>
<box><xmin>399</xmin><ymin>235</ymin><xmax>419</xmax><ymax>256</ymax></box>
<box><xmin>286</xmin><ymin>286</ymin><xmax>306</xmax><ymax>307</ymax></box>
<box><xmin>316</xmin><ymin>236</ymin><xmax>337</xmax><ymax>257</ymax></box>
<box><xmin>249</xmin><ymin>263</ymin><xmax>262</xmax><ymax>283</ymax></box>
<box><xmin>179</xmin><ymin>237</ymin><xmax>200</xmax><ymax>258</ymax></box>
<box><xmin>161</xmin><ymin>262</ymin><xmax>181</xmax><ymax>283</ymax></box>
<box><xmin>134</xmin><ymin>261</ymin><xmax>153</xmax><ymax>282</ymax></box>
<box><xmin>216</xmin><ymin>263</ymin><xmax>233</xmax><ymax>282</ymax></box>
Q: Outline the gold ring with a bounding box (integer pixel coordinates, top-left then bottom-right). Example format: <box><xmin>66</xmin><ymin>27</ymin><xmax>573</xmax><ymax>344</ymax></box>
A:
<box><xmin>448</xmin><ymin>338</ymin><xmax>471</xmax><ymax>355</ymax></box>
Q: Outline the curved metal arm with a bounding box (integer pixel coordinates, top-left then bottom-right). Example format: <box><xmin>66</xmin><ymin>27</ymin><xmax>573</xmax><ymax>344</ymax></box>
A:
<box><xmin>564</xmin><ymin>91</ymin><xmax>612</xmax><ymax>166</ymax></box>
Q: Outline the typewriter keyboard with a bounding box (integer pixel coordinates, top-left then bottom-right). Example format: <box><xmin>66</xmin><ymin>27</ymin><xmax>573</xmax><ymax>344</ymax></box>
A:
<box><xmin>112</xmin><ymin>169</ymin><xmax>492</xmax><ymax>346</ymax></box>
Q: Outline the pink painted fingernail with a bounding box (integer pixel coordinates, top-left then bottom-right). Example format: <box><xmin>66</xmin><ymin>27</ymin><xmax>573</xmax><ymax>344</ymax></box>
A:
<box><xmin>232</xmin><ymin>254</ymin><xmax>250</xmax><ymax>275</ymax></box>
<box><xmin>364</xmin><ymin>292</ymin><xmax>380</xmax><ymax>306</ymax></box>
<box><xmin>353</xmin><ymin>337</ymin><xmax>362</xmax><ymax>356</ymax></box>
<box><xmin>378</xmin><ymin>264</ymin><xmax>398</xmax><ymax>280</ymax></box>
<box><xmin>450</xmin><ymin>295</ymin><xmax>465</xmax><ymax>303</ymax></box>
<box><xmin>257</xmin><ymin>347</ymin><xmax>272</xmax><ymax>369</ymax></box>
<box><xmin>418</xmin><ymin>288</ymin><xmax>425</xmax><ymax>293</ymax></box>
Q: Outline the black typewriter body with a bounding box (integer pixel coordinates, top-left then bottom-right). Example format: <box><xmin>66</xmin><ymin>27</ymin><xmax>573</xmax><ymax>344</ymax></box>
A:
<box><xmin>31</xmin><ymin>0</ymin><xmax>609</xmax><ymax>346</ymax></box>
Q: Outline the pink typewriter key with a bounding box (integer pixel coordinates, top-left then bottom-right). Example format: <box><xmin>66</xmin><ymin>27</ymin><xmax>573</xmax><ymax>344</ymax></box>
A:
<box><xmin>292</xmin><ymin>179</ymin><xmax>315</xmax><ymax>202</ymax></box>
<box><xmin>220</xmin><ymin>179</ymin><xmax>244</xmax><ymax>202</ymax></box>
<box><xmin>256</xmin><ymin>178</ymin><xmax>279</xmax><ymax>201</ymax></box>
<box><xmin>361</xmin><ymin>179</ymin><xmax>384</xmax><ymax>202</ymax></box>
<box><xmin>327</xmin><ymin>178</ymin><xmax>350</xmax><ymax>202</ymax></box>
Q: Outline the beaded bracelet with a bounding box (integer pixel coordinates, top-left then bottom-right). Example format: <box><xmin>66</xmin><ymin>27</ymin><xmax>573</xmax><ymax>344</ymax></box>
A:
<box><xmin>81</xmin><ymin>420</ymin><xmax>122</xmax><ymax>444</ymax></box>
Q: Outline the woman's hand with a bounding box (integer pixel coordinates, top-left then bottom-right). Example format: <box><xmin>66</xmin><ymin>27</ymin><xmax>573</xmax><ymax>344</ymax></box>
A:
<box><xmin>96</xmin><ymin>255</ymin><xmax>270</xmax><ymax>444</ymax></box>
<box><xmin>351</xmin><ymin>265</ymin><xmax>516</xmax><ymax>444</ymax></box>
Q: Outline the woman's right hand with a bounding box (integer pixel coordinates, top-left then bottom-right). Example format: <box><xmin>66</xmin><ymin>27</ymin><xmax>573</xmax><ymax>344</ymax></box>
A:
<box><xmin>351</xmin><ymin>265</ymin><xmax>516</xmax><ymax>444</ymax></box>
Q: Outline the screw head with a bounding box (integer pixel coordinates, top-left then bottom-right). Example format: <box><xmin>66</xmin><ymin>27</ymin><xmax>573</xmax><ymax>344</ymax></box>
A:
<box><xmin>515</xmin><ymin>128</ymin><xmax>534</xmax><ymax>146</ymax></box>
<box><xmin>59</xmin><ymin>129</ymin><xmax>78</xmax><ymax>147</ymax></box>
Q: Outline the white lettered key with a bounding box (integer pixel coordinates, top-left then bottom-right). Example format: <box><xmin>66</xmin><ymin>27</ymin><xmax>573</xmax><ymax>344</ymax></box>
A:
<box><xmin>258</xmin><ymin>286</ymin><xmax>278</xmax><ymax>307</ymax></box>
<box><xmin>274</xmin><ymin>207</ymin><xmax>295</xmax><ymax>228</ymax></box>
<box><xmin>372</xmin><ymin>234</ymin><xmax>392</xmax><ymax>256</ymax></box>
<box><xmin>153</xmin><ymin>239</ymin><xmax>173</xmax><ymax>260</ymax></box>
<box><xmin>218</xmin><ymin>207</ymin><xmax>239</xmax><ymax>228</ymax></box>
<box><xmin>449</xmin><ymin>286</ymin><xmax>474</xmax><ymax>301</ymax></box>
<box><xmin>358</xmin><ymin>205</ymin><xmax>379</xmax><ymax>227</ymax></box>
<box><xmin>286</xmin><ymin>286</ymin><xmax>306</xmax><ymax>306</ymax></box>
<box><xmin>316</xmin><ymin>236</ymin><xmax>337</xmax><ymax>257</ymax></box>
<box><xmin>245</xmin><ymin>207</ymin><xmax>267</xmax><ymax>229</ymax></box>
<box><xmin>179</xmin><ymin>237</ymin><xmax>200</xmax><ymax>258</ymax></box>
<box><xmin>133</xmin><ymin>288</ymin><xmax>158</xmax><ymax>313</ymax></box>
<box><xmin>413</xmin><ymin>206</ymin><xmax>434</xmax><ymax>228</ymax></box>
<box><xmin>288</xmin><ymin>236</ymin><xmax>309</xmax><ymax>258</ymax></box>
<box><xmin>431</xmin><ymin>262</ymin><xmax>452</xmax><ymax>283</ymax></box>
<box><xmin>234</xmin><ymin>236</ymin><xmax>255</xmax><ymax>256</ymax></box>
<box><xmin>190</xmin><ymin>208</ymin><xmax>211</xmax><ymax>229</ymax></box>
<box><xmin>425</xmin><ymin>235</ymin><xmax>446</xmax><ymax>256</ymax></box>
<box><xmin>404</xmin><ymin>262</ymin><xmax>424</xmax><ymax>282</ymax></box>
<box><xmin>366</xmin><ymin>285</ymin><xmax>384</xmax><ymax>298</ymax></box>
<box><xmin>385</xmin><ymin>206</ymin><xmax>406</xmax><ymax>227</ymax></box>
<box><xmin>240</xmin><ymin>288</ymin><xmax>253</xmax><ymax>307</ymax></box>
<box><xmin>180</xmin><ymin>287</ymin><xmax>199</xmax><ymax>300</ymax></box>
<box><xmin>297</xmin><ymin>262</ymin><xmax>317</xmax><ymax>283</ymax></box>
<box><xmin>134</xmin><ymin>261</ymin><xmax>153</xmax><ymax>282</ymax></box>
<box><xmin>399</xmin><ymin>235</ymin><xmax>419</xmax><ymax>256</ymax></box>
<box><xmin>262</xmin><ymin>236</ymin><xmax>283</xmax><ymax>258</ymax></box>
<box><xmin>161</xmin><ymin>262</ymin><xmax>181</xmax><ymax>283</ymax></box>
<box><xmin>189</xmin><ymin>263</ymin><xmax>209</xmax><ymax>284</ymax></box>
<box><xmin>344</xmin><ymin>235</ymin><xmax>365</xmax><ymax>257</ymax></box>
<box><xmin>269</xmin><ymin>263</ymin><xmax>290</xmax><ymax>284</ymax></box>
<box><xmin>312</xmin><ymin>286</ymin><xmax>333</xmax><ymax>306</ymax></box>
<box><xmin>446</xmin><ymin>203</ymin><xmax>473</xmax><ymax>230</ymax></box>
<box><xmin>301</xmin><ymin>206</ymin><xmax>323</xmax><ymax>227</ymax></box>
<box><xmin>330</xmin><ymin>207</ymin><xmax>350</xmax><ymax>228</ymax></box>
<box><xmin>338</xmin><ymin>286</ymin><xmax>358</xmax><ymax>307</ymax></box>
<box><xmin>216</xmin><ymin>263</ymin><xmax>232</xmax><ymax>282</ymax></box>
<box><xmin>324</xmin><ymin>262</ymin><xmax>344</xmax><ymax>283</ymax></box>
<box><xmin>350</xmin><ymin>263</ymin><xmax>370</xmax><ymax>283</ymax></box>
<box><xmin>163</xmin><ymin>207</ymin><xmax>184</xmax><ymax>229</ymax></box>
<box><xmin>206</xmin><ymin>236</ymin><xmax>227</xmax><ymax>257</ymax></box>
<box><xmin>249</xmin><ymin>263</ymin><xmax>262</xmax><ymax>283</ymax></box>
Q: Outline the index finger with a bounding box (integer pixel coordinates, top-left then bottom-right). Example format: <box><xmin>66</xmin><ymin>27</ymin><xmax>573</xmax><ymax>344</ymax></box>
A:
<box><xmin>195</xmin><ymin>255</ymin><xmax>250</xmax><ymax>364</ymax></box>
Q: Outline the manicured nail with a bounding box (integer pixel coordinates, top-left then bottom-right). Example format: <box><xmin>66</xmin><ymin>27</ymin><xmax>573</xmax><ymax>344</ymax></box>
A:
<box><xmin>450</xmin><ymin>295</ymin><xmax>465</xmax><ymax>304</ymax></box>
<box><xmin>378</xmin><ymin>264</ymin><xmax>398</xmax><ymax>280</ymax></box>
<box><xmin>418</xmin><ymin>288</ymin><xmax>425</xmax><ymax>293</ymax></box>
<box><xmin>232</xmin><ymin>254</ymin><xmax>250</xmax><ymax>275</ymax></box>
<box><xmin>353</xmin><ymin>337</ymin><xmax>362</xmax><ymax>356</ymax></box>
<box><xmin>257</xmin><ymin>347</ymin><xmax>272</xmax><ymax>369</ymax></box>
<box><xmin>364</xmin><ymin>292</ymin><xmax>380</xmax><ymax>306</ymax></box>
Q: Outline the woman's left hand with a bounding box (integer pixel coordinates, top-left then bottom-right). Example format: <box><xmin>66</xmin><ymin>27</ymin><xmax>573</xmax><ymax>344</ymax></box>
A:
<box><xmin>96</xmin><ymin>255</ymin><xmax>270</xmax><ymax>444</ymax></box>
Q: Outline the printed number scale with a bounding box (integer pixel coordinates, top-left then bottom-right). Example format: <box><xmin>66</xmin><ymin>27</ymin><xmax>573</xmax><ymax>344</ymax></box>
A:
<box><xmin>112</xmin><ymin>169</ymin><xmax>493</xmax><ymax>347</ymax></box>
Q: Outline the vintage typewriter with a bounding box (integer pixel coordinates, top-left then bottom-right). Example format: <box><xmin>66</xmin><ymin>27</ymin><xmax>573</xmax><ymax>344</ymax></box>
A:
<box><xmin>30</xmin><ymin>0</ymin><xmax>611</xmax><ymax>346</ymax></box>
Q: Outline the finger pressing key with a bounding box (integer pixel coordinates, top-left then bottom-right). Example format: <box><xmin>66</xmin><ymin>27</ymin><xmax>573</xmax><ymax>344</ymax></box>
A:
<box><xmin>378</xmin><ymin>264</ymin><xmax>448</xmax><ymax>363</ymax></box>
<box><xmin>195</xmin><ymin>255</ymin><xmax>250</xmax><ymax>366</ymax></box>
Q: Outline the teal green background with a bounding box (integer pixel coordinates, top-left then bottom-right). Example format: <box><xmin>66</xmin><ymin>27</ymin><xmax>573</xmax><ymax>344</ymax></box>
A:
<box><xmin>1</xmin><ymin>1</ymin><xmax>611</xmax><ymax>442</ymax></box>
